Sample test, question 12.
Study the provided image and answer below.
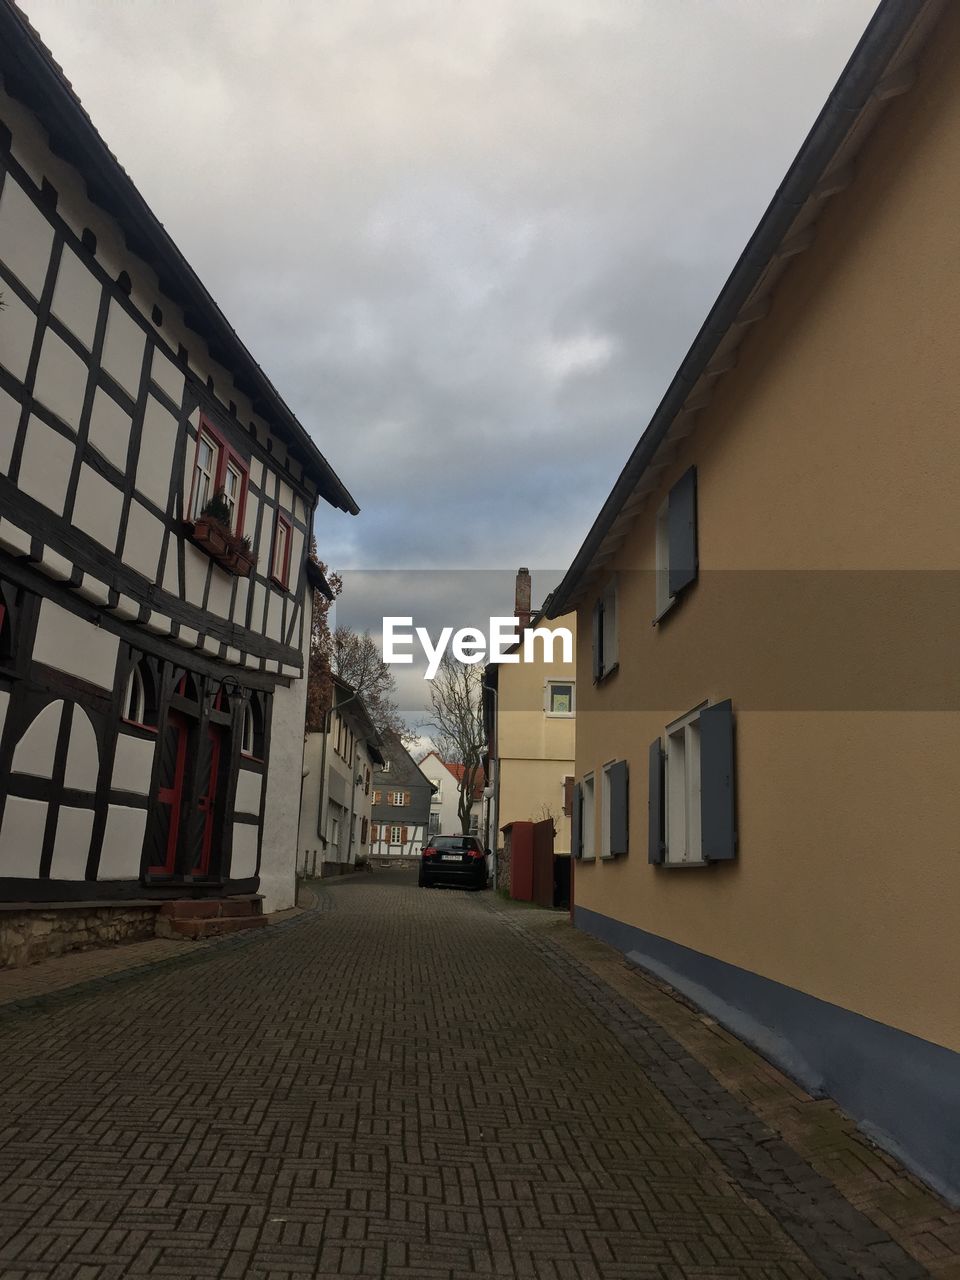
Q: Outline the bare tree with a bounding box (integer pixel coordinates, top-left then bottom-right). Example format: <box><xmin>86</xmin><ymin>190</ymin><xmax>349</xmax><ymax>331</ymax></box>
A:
<box><xmin>423</xmin><ymin>654</ymin><xmax>485</xmax><ymax>835</ymax></box>
<box><xmin>331</xmin><ymin>626</ymin><xmax>412</xmax><ymax>743</ymax></box>
<box><xmin>305</xmin><ymin>542</ymin><xmax>342</xmax><ymax>733</ymax></box>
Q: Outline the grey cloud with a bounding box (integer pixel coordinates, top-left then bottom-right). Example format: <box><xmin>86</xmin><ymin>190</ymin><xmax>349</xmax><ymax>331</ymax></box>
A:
<box><xmin>23</xmin><ymin>0</ymin><xmax>878</xmax><ymax>724</ymax></box>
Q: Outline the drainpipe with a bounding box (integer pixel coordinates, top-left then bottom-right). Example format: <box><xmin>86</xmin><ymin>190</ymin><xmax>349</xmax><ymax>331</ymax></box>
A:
<box><xmin>482</xmin><ymin>678</ymin><xmax>499</xmax><ymax>893</ymax></box>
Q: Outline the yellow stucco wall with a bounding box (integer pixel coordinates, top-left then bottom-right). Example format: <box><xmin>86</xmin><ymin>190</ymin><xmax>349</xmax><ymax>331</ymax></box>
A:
<box><xmin>573</xmin><ymin>12</ymin><xmax>960</xmax><ymax>1053</ymax></box>
<box><xmin>497</xmin><ymin>614</ymin><xmax>576</xmax><ymax>853</ymax></box>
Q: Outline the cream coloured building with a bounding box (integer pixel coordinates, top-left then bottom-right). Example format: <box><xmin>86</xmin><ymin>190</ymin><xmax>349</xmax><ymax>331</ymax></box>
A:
<box><xmin>546</xmin><ymin>0</ymin><xmax>960</xmax><ymax>1202</ymax></box>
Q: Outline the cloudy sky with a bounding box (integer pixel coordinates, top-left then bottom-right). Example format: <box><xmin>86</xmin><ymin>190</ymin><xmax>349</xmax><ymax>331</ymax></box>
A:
<box><xmin>23</xmin><ymin>0</ymin><xmax>877</xmax><ymax>723</ymax></box>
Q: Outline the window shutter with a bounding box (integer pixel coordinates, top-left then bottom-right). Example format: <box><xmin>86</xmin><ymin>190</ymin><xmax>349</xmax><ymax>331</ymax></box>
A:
<box><xmin>700</xmin><ymin>699</ymin><xmax>736</xmax><ymax>861</ymax></box>
<box><xmin>373</xmin><ymin>790</ymin><xmax>381</xmax><ymax>804</ymax></box>
<box><xmin>648</xmin><ymin>740</ymin><xmax>665</xmax><ymax>864</ymax></box>
<box><xmin>403</xmin><ymin>791</ymin><xmax>410</xmax><ymax>806</ymax></box>
<box><xmin>562</xmin><ymin>775</ymin><xmax>574</xmax><ymax>817</ymax></box>
<box><xmin>571</xmin><ymin>782</ymin><xmax>583</xmax><ymax>859</ymax></box>
<box><xmin>371</xmin><ymin>823</ymin><xmax>379</xmax><ymax>840</ymax></box>
<box><xmin>401</xmin><ymin>825</ymin><xmax>408</xmax><ymax>844</ymax></box>
<box><xmin>609</xmin><ymin>760</ymin><xmax>629</xmax><ymax>856</ymax></box>
<box><xmin>592</xmin><ymin>599</ymin><xmax>603</xmax><ymax>682</ymax></box>
<box><xmin>667</xmin><ymin>465</ymin><xmax>698</xmax><ymax>597</ymax></box>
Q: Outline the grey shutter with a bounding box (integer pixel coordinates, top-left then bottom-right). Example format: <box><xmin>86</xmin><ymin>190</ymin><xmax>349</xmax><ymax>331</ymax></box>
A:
<box><xmin>648</xmin><ymin>740</ymin><xmax>665</xmax><ymax>864</ymax></box>
<box><xmin>571</xmin><ymin>782</ymin><xmax>583</xmax><ymax>859</ymax></box>
<box><xmin>700</xmin><ymin>699</ymin><xmax>736</xmax><ymax>861</ymax></box>
<box><xmin>667</xmin><ymin>465</ymin><xmax>698</xmax><ymax>597</ymax></box>
<box><xmin>591</xmin><ymin>599</ymin><xmax>603</xmax><ymax>682</ymax></box>
<box><xmin>609</xmin><ymin>760</ymin><xmax>629</xmax><ymax>856</ymax></box>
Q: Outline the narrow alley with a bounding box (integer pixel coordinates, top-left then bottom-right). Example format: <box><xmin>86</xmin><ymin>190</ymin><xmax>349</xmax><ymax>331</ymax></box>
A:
<box><xmin>0</xmin><ymin>873</ymin><xmax>949</xmax><ymax>1280</ymax></box>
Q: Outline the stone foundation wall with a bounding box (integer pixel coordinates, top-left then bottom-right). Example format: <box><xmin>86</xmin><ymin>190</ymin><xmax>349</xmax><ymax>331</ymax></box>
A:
<box><xmin>0</xmin><ymin>905</ymin><xmax>159</xmax><ymax>969</ymax></box>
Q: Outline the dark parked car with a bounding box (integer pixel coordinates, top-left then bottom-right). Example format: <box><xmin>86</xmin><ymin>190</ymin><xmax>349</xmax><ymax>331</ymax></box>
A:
<box><xmin>419</xmin><ymin>835</ymin><xmax>489</xmax><ymax>890</ymax></box>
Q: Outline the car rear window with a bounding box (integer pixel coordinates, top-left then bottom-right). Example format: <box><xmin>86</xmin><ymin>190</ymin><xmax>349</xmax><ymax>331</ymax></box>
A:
<box><xmin>431</xmin><ymin>836</ymin><xmax>481</xmax><ymax>852</ymax></box>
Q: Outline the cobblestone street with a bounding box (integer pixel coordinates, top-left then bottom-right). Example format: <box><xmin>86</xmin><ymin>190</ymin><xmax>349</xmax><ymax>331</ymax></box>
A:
<box><xmin>0</xmin><ymin>872</ymin><xmax>953</xmax><ymax>1279</ymax></box>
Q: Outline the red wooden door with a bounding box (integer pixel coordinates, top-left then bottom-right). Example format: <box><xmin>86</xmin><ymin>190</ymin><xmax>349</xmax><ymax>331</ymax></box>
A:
<box><xmin>191</xmin><ymin>721</ymin><xmax>223</xmax><ymax>877</ymax></box>
<box><xmin>150</xmin><ymin>710</ymin><xmax>188</xmax><ymax>877</ymax></box>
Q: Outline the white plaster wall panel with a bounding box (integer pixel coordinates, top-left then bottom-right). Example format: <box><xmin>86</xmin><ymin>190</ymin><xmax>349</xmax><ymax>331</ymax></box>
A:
<box><xmin>33</xmin><ymin>599</ymin><xmax>119</xmax><ymax>690</ymax></box>
<box><xmin>0</xmin><ymin>690</ymin><xmax>8</xmax><ymax>745</ymax></box>
<box><xmin>0</xmin><ymin>288</ymin><xmax>39</xmax><ymax>382</ymax></box>
<box><xmin>37</xmin><ymin>548</ymin><xmax>74</xmax><ymax>581</ymax></box>
<box><xmin>63</xmin><ymin>709</ymin><xmax>100</xmax><ymax>792</ymax></box>
<box><xmin>111</xmin><ymin>733</ymin><xmax>156</xmax><ymax>795</ymax></box>
<box><xmin>100</xmin><ymin>299</ymin><xmax>145</xmax><ymax>398</ymax></box>
<box><xmin>135</xmin><ymin>395</ymin><xmax>178</xmax><ymax>507</ymax></box>
<box><xmin>17</xmin><ymin>417</ymin><xmax>74</xmax><ymax>515</ymax></box>
<box><xmin>231</xmin><ymin>823</ymin><xmax>259</xmax><ymax>881</ymax></box>
<box><xmin>259</xmin><ymin>621</ymin><xmax>310</xmax><ymax>911</ymax></box>
<box><xmin>49</xmin><ymin>806</ymin><xmax>94</xmax><ymax>880</ymax></box>
<box><xmin>251</xmin><ymin>581</ymin><xmax>266</xmax><ymax>634</ymax></box>
<box><xmin>122</xmin><ymin>500</ymin><xmax>165</xmax><ymax>580</ymax></box>
<box><xmin>161</xmin><ymin>547</ymin><xmax>180</xmax><ymax>598</ymax></box>
<box><xmin>290</xmin><ymin>529</ymin><xmax>305</xmax><ymax>583</ymax></box>
<box><xmin>206</xmin><ymin>569</ymin><xmax>232</xmax><ymax>620</ymax></box>
<box><xmin>0</xmin><ymin>175</ymin><xmax>53</xmax><ymax>298</ymax></box>
<box><xmin>87</xmin><ymin>386</ymin><xmax>131</xmax><ymax>471</ymax></box>
<box><xmin>0</xmin><ymin>519</ymin><xmax>32</xmax><ymax>556</ymax></box>
<box><xmin>0</xmin><ymin>795</ymin><xmax>47</xmax><ymax>878</ymax></box>
<box><xmin>183</xmin><ymin>543</ymin><xmax>209</xmax><ymax>608</ymax></box>
<box><xmin>243</xmin><ymin>492</ymin><xmax>260</xmax><ymax>542</ymax></box>
<box><xmin>72</xmin><ymin>463</ymin><xmax>123</xmax><ymax>551</ymax></box>
<box><xmin>50</xmin><ymin>245</ymin><xmax>102</xmax><ymax>349</ymax></box>
<box><xmin>33</xmin><ymin>327</ymin><xmax>88</xmax><ymax>431</ymax></box>
<box><xmin>249</xmin><ymin>456</ymin><xmax>264</xmax><ymax>490</ymax></box>
<box><xmin>265</xmin><ymin>591</ymin><xmax>283</xmax><ymax>643</ymax></box>
<box><xmin>235</xmin><ymin>769</ymin><xmax>262</xmax><ymax>816</ymax></box>
<box><xmin>11</xmin><ymin>700</ymin><xmax>62</xmax><ymax>778</ymax></box>
<box><xmin>97</xmin><ymin>804</ymin><xmax>147</xmax><ymax>879</ymax></box>
<box><xmin>0</xmin><ymin>386</ymin><xmax>18</xmax><ymax>476</ymax></box>
<box><xmin>263</xmin><ymin>469</ymin><xmax>278</xmax><ymax>502</ymax></box>
<box><xmin>278</xmin><ymin>480</ymin><xmax>293</xmax><ymax>512</ymax></box>
<box><xmin>150</xmin><ymin>348</ymin><xmax>184</xmax><ymax>405</ymax></box>
<box><xmin>232</xmin><ymin>575</ymin><xmax>249</xmax><ymax>626</ymax></box>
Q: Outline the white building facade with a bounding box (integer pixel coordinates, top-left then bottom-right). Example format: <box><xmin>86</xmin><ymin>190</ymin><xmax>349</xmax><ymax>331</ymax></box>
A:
<box><xmin>0</xmin><ymin>9</ymin><xmax>356</xmax><ymax>915</ymax></box>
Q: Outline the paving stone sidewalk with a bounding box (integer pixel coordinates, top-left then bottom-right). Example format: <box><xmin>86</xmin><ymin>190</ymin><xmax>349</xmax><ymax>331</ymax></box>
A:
<box><xmin>0</xmin><ymin>870</ymin><xmax>955</xmax><ymax>1279</ymax></box>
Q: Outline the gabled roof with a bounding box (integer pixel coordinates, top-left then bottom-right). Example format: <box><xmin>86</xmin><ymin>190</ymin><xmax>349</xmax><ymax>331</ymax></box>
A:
<box><xmin>418</xmin><ymin>751</ymin><xmax>486</xmax><ymax>802</ymax></box>
<box><xmin>330</xmin><ymin>675</ymin><xmax>384</xmax><ymax>763</ymax></box>
<box><xmin>0</xmin><ymin>0</ymin><xmax>358</xmax><ymax>514</ymax></box>
<box><xmin>546</xmin><ymin>0</ymin><xmax>942</xmax><ymax>617</ymax></box>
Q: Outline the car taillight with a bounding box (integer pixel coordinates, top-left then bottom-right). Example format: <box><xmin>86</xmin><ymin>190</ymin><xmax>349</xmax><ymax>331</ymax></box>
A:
<box><xmin>466</xmin><ymin>848</ymin><xmax>484</xmax><ymax>859</ymax></box>
<box><xmin>423</xmin><ymin>847</ymin><xmax>437</xmax><ymax>859</ymax></box>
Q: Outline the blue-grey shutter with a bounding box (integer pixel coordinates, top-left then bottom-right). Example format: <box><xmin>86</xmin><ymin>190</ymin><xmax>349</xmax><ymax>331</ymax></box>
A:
<box><xmin>648</xmin><ymin>740</ymin><xmax>664</xmax><ymax>864</ymax></box>
<box><xmin>667</xmin><ymin>465</ymin><xmax>698</xmax><ymax>597</ymax></box>
<box><xmin>571</xmin><ymin>782</ymin><xmax>583</xmax><ymax>859</ymax></box>
<box><xmin>591</xmin><ymin>599</ymin><xmax>603</xmax><ymax>682</ymax></box>
<box><xmin>700</xmin><ymin>699</ymin><xmax>736</xmax><ymax>861</ymax></box>
<box><xmin>609</xmin><ymin>760</ymin><xmax>629</xmax><ymax>856</ymax></box>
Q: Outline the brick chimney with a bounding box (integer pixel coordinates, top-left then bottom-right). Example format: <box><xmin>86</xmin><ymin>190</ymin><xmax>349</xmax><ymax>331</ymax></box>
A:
<box><xmin>515</xmin><ymin>567</ymin><xmax>532</xmax><ymax>634</ymax></box>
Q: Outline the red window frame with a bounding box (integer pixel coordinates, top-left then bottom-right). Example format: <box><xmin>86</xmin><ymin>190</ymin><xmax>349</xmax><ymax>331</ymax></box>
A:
<box><xmin>271</xmin><ymin>511</ymin><xmax>292</xmax><ymax>589</ymax></box>
<box><xmin>187</xmin><ymin>414</ymin><xmax>249</xmax><ymax>534</ymax></box>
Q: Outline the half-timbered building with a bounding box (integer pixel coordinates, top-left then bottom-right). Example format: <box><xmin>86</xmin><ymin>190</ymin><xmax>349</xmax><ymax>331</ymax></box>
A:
<box><xmin>0</xmin><ymin>1</ymin><xmax>357</xmax><ymax>930</ymax></box>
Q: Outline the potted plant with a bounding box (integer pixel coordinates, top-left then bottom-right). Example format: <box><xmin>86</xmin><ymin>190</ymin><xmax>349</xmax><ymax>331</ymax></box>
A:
<box><xmin>228</xmin><ymin>533</ymin><xmax>256</xmax><ymax>578</ymax></box>
<box><xmin>191</xmin><ymin>492</ymin><xmax>233</xmax><ymax>558</ymax></box>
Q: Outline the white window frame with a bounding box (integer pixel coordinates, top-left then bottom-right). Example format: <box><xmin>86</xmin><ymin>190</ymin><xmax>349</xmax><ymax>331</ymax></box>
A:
<box><xmin>390</xmin><ymin>824</ymin><xmax>403</xmax><ymax>845</ymax></box>
<box><xmin>664</xmin><ymin>704</ymin><xmax>706</xmax><ymax>865</ymax></box>
<box><xmin>222</xmin><ymin>458</ymin><xmax>244</xmax><ymax>532</ymax></box>
<box><xmin>241</xmin><ymin>703</ymin><xmax>255</xmax><ymax>756</ymax></box>
<box><xmin>655</xmin><ymin>498</ymin><xmax>675</xmax><ymax>622</ymax></box>
<box><xmin>428</xmin><ymin>778</ymin><xmax>442</xmax><ymax>804</ymax></box>
<box><xmin>191</xmin><ymin>431</ymin><xmax>219</xmax><ymax>521</ymax></box>
<box><xmin>391</xmin><ymin>790</ymin><xmax>405</xmax><ymax>806</ymax></box>
<box><xmin>581</xmin><ymin>773</ymin><xmax>596</xmax><ymax>861</ymax></box>
<box><xmin>545</xmin><ymin>680</ymin><xmax>575</xmax><ymax>717</ymax></box>
<box><xmin>123</xmin><ymin>664</ymin><xmax>146</xmax><ymax>725</ymax></box>
<box><xmin>599</xmin><ymin>577</ymin><xmax>618</xmax><ymax>678</ymax></box>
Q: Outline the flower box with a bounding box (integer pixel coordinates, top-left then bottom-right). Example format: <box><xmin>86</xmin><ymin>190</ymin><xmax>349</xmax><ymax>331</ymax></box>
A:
<box><xmin>188</xmin><ymin>518</ymin><xmax>256</xmax><ymax>577</ymax></box>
